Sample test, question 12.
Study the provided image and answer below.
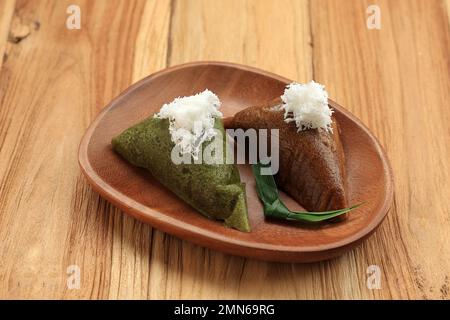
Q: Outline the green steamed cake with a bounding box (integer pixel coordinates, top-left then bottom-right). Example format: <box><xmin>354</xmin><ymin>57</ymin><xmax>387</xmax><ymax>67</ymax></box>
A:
<box><xmin>111</xmin><ymin>116</ymin><xmax>250</xmax><ymax>232</ymax></box>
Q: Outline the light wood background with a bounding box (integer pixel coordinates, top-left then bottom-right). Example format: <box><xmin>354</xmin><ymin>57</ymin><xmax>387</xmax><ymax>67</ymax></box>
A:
<box><xmin>0</xmin><ymin>0</ymin><xmax>449</xmax><ymax>299</ymax></box>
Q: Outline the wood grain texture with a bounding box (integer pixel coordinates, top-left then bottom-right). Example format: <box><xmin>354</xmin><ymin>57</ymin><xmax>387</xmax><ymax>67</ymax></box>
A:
<box><xmin>310</xmin><ymin>0</ymin><xmax>450</xmax><ymax>299</ymax></box>
<box><xmin>0</xmin><ymin>0</ymin><xmax>170</xmax><ymax>299</ymax></box>
<box><xmin>0</xmin><ymin>0</ymin><xmax>449</xmax><ymax>299</ymax></box>
<box><xmin>0</xmin><ymin>0</ymin><xmax>15</xmax><ymax>70</ymax></box>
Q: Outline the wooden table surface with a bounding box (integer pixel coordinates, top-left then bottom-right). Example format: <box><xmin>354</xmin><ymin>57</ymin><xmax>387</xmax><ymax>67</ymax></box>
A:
<box><xmin>0</xmin><ymin>0</ymin><xmax>449</xmax><ymax>299</ymax></box>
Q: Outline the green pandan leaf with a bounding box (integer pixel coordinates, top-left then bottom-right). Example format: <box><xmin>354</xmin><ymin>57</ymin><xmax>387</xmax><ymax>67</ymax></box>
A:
<box><xmin>251</xmin><ymin>163</ymin><xmax>362</xmax><ymax>222</ymax></box>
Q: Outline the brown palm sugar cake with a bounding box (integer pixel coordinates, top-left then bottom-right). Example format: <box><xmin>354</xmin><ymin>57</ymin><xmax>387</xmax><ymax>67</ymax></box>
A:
<box><xmin>228</xmin><ymin>82</ymin><xmax>347</xmax><ymax>212</ymax></box>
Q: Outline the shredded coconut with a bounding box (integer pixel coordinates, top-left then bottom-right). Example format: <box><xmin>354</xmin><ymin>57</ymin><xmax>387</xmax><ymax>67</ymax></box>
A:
<box><xmin>154</xmin><ymin>89</ymin><xmax>222</xmax><ymax>159</ymax></box>
<box><xmin>280</xmin><ymin>81</ymin><xmax>333</xmax><ymax>132</ymax></box>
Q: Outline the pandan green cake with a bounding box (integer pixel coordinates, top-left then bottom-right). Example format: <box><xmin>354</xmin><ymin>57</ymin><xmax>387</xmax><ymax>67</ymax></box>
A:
<box><xmin>111</xmin><ymin>90</ymin><xmax>250</xmax><ymax>232</ymax></box>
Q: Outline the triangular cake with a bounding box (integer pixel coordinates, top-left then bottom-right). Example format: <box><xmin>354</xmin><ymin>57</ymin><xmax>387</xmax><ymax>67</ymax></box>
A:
<box><xmin>228</xmin><ymin>98</ymin><xmax>347</xmax><ymax>212</ymax></box>
<box><xmin>112</xmin><ymin>117</ymin><xmax>251</xmax><ymax>232</ymax></box>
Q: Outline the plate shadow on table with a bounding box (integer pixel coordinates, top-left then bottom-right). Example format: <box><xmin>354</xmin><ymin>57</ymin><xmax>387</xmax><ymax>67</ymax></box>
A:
<box><xmin>75</xmin><ymin>180</ymin><xmax>353</xmax><ymax>298</ymax></box>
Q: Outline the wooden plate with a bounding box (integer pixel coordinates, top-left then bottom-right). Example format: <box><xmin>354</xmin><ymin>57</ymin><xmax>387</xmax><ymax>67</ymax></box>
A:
<box><xmin>78</xmin><ymin>61</ymin><xmax>394</xmax><ymax>263</ymax></box>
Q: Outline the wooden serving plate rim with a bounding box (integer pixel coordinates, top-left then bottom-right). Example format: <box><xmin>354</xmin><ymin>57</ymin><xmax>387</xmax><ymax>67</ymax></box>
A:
<box><xmin>78</xmin><ymin>61</ymin><xmax>394</xmax><ymax>256</ymax></box>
